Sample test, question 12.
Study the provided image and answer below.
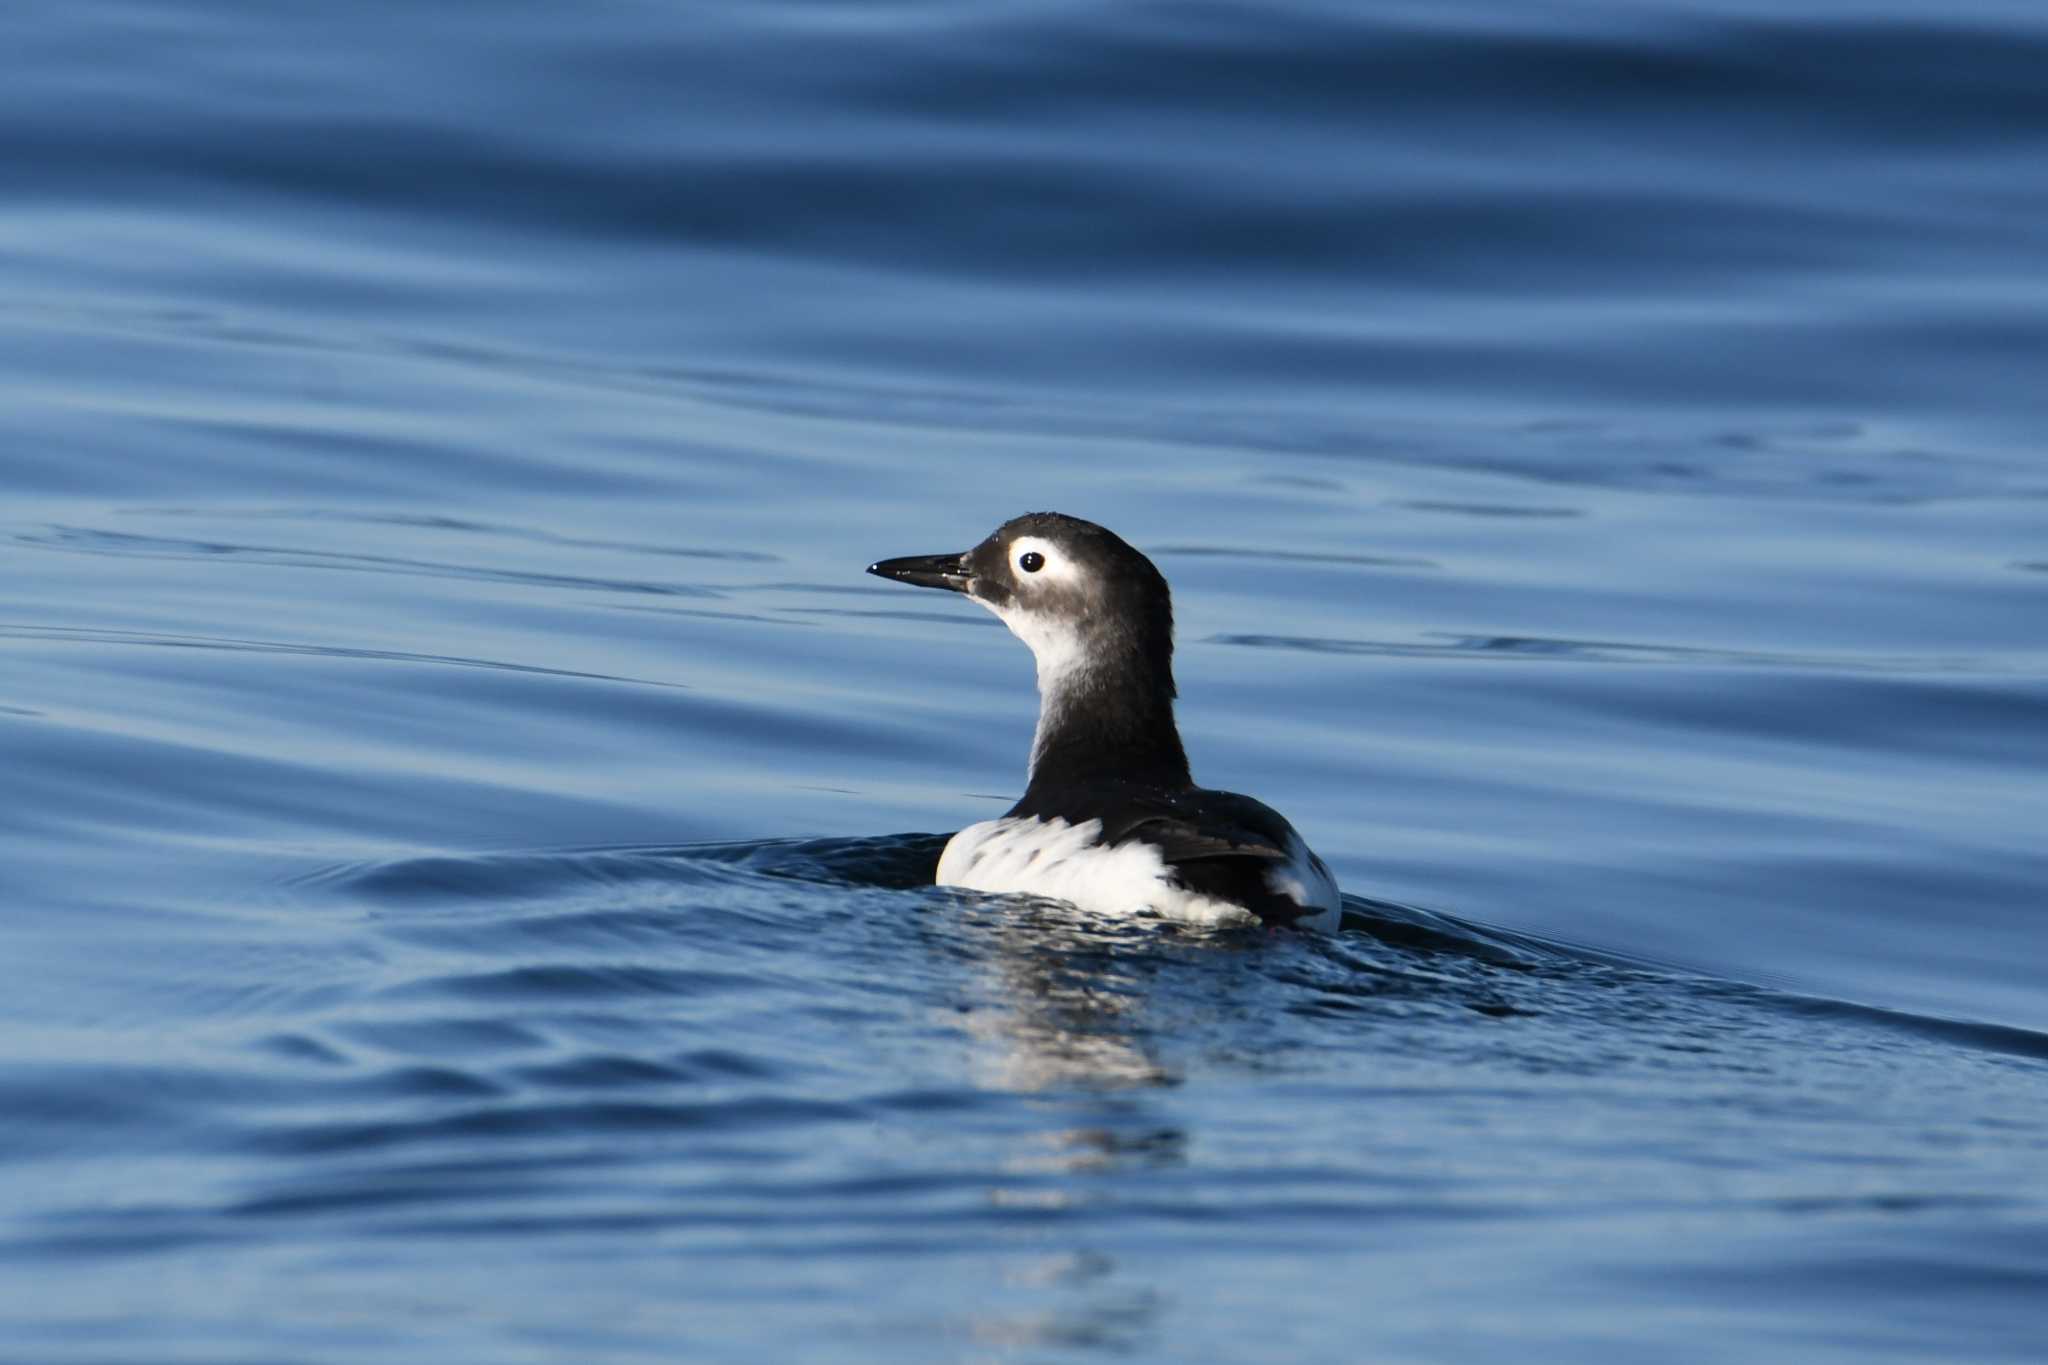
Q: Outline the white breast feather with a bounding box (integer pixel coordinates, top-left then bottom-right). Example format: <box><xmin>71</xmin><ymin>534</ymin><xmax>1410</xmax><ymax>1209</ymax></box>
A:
<box><xmin>939</xmin><ymin>816</ymin><xmax>1345</xmax><ymax>929</ymax></box>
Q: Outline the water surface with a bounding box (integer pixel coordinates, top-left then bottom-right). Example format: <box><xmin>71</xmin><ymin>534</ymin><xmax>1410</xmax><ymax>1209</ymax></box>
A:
<box><xmin>3</xmin><ymin>1</ymin><xmax>2046</xmax><ymax>1359</ymax></box>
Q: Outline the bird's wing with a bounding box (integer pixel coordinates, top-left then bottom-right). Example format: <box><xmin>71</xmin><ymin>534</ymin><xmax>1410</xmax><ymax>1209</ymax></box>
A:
<box><xmin>1106</xmin><ymin>799</ymin><xmax>1292</xmax><ymax>866</ymax></box>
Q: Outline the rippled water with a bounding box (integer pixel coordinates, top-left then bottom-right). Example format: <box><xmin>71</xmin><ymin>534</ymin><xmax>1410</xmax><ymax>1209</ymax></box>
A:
<box><xmin>4</xmin><ymin>1</ymin><xmax>2046</xmax><ymax>1360</ymax></box>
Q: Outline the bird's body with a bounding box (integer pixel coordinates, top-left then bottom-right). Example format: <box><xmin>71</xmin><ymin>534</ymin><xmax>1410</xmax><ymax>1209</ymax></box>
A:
<box><xmin>937</xmin><ymin>783</ymin><xmax>1341</xmax><ymax>930</ymax></box>
<box><xmin>869</xmin><ymin>512</ymin><xmax>1342</xmax><ymax>932</ymax></box>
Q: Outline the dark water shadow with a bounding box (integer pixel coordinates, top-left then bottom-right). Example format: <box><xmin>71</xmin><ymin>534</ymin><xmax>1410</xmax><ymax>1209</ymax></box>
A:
<box><xmin>127</xmin><ymin>506</ymin><xmax>781</xmax><ymax>562</ymax></box>
<box><xmin>1211</xmin><ymin>630</ymin><xmax>1997</xmax><ymax>674</ymax></box>
<box><xmin>0</xmin><ymin>623</ymin><xmax>689</xmax><ymax>689</ymax></box>
<box><xmin>4</xmin><ymin>524</ymin><xmax>722</xmax><ymax>598</ymax></box>
<box><xmin>1396</xmin><ymin>501</ymin><xmax>1585</xmax><ymax>518</ymax></box>
<box><xmin>1149</xmin><ymin>545</ymin><xmax>1438</xmax><ymax>569</ymax></box>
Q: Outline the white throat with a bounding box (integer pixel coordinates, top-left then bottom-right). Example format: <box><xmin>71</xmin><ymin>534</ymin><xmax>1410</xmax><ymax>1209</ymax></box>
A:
<box><xmin>981</xmin><ymin>601</ymin><xmax>1094</xmax><ymax>778</ymax></box>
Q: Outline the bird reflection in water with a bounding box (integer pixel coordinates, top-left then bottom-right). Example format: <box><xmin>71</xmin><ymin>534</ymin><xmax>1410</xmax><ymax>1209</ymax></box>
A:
<box><xmin>942</xmin><ymin>891</ymin><xmax>1229</xmax><ymax>1101</ymax></box>
<box><xmin>931</xmin><ymin>894</ymin><xmax>1190</xmax><ymax>1354</ymax></box>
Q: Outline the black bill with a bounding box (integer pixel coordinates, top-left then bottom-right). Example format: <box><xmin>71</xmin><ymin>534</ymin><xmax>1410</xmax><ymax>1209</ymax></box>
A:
<box><xmin>867</xmin><ymin>552</ymin><xmax>971</xmax><ymax>593</ymax></box>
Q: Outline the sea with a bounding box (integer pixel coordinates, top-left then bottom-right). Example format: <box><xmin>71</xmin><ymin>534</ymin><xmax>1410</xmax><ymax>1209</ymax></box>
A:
<box><xmin>3</xmin><ymin>1</ymin><xmax>2045</xmax><ymax>1360</ymax></box>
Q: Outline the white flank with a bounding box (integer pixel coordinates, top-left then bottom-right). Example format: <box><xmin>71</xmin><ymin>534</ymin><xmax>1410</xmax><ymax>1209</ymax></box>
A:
<box><xmin>937</xmin><ymin>816</ymin><xmax>1261</xmax><ymax>928</ymax></box>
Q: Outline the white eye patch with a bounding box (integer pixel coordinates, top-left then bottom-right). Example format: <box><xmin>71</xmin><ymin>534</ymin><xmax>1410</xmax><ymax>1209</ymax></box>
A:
<box><xmin>1008</xmin><ymin>535</ymin><xmax>1078</xmax><ymax>584</ymax></box>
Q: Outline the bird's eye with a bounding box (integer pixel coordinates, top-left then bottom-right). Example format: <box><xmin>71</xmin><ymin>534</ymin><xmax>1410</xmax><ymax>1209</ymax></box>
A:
<box><xmin>1018</xmin><ymin>551</ymin><xmax>1045</xmax><ymax>573</ymax></box>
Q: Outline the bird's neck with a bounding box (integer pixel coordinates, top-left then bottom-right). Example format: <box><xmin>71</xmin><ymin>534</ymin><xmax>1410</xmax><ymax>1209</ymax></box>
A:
<box><xmin>1024</xmin><ymin>631</ymin><xmax>1190</xmax><ymax>792</ymax></box>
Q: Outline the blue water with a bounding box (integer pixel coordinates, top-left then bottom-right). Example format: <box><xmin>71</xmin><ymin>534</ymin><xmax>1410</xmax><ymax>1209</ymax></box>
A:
<box><xmin>4</xmin><ymin>1</ymin><xmax>2046</xmax><ymax>1358</ymax></box>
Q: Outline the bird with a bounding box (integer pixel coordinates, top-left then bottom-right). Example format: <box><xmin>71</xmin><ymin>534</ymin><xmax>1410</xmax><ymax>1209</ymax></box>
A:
<box><xmin>867</xmin><ymin>511</ymin><xmax>1342</xmax><ymax>932</ymax></box>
